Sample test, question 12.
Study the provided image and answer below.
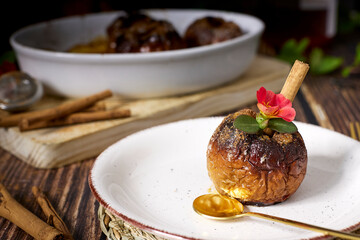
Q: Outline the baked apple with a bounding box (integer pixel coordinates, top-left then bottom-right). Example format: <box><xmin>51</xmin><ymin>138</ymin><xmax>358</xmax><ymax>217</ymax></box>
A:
<box><xmin>184</xmin><ymin>16</ymin><xmax>243</xmax><ymax>47</ymax></box>
<box><xmin>207</xmin><ymin>87</ymin><xmax>307</xmax><ymax>206</ymax></box>
<box><xmin>107</xmin><ymin>11</ymin><xmax>185</xmax><ymax>53</ymax></box>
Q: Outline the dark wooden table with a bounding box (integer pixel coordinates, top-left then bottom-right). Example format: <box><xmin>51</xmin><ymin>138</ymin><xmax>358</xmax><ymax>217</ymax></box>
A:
<box><xmin>1</xmin><ymin>34</ymin><xmax>359</xmax><ymax>239</ymax></box>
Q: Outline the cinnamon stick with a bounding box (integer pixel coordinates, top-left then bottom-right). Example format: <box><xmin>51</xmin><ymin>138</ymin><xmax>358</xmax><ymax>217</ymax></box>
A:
<box><xmin>0</xmin><ymin>183</ymin><xmax>63</xmax><ymax>240</ymax></box>
<box><xmin>0</xmin><ymin>110</ymin><xmax>49</xmax><ymax>127</ymax></box>
<box><xmin>0</xmin><ymin>102</ymin><xmax>107</xmax><ymax>127</ymax></box>
<box><xmin>32</xmin><ymin>187</ymin><xmax>73</xmax><ymax>240</ymax></box>
<box><xmin>19</xmin><ymin>109</ymin><xmax>131</xmax><ymax>131</ymax></box>
<box><xmin>20</xmin><ymin>89</ymin><xmax>112</xmax><ymax>127</ymax></box>
<box><xmin>0</xmin><ymin>91</ymin><xmax>112</xmax><ymax>128</ymax></box>
<box><xmin>280</xmin><ymin>60</ymin><xmax>310</xmax><ymax>102</ymax></box>
<box><xmin>82</xmin><ymin>102</ymin><xmax>106</xmax><ymax>112</ymax></box>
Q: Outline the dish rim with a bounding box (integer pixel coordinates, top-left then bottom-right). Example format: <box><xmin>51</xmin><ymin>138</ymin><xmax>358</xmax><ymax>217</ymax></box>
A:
<box><xmin>88</xmin><ymin>117</ymin><xmax>360</xmax><ymax>240</ymax></box>
<box><xmin>10</xmin><ymin>9</ymin><xmax>265</xmax><ymax>63</ymax></box>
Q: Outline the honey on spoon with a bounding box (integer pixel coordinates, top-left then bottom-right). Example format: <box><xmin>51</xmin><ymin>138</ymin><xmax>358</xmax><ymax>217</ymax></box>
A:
<box><xmin>193</xmin><ymin>194</ymin><xmax>360</xmax><ymax>240</ymax></box>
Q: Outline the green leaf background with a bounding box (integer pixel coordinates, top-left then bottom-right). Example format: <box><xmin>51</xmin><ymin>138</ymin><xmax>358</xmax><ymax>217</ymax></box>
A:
<box><xmin>278</xmin><ymin>38</ymin><xmax>344</xmax><ymax>76</ymax></box>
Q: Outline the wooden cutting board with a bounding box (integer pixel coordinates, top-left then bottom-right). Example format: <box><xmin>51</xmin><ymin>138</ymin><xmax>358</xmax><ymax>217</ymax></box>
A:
<box><xmin>0</xmin><ymin>56</ymin><xmax>290</xmax><ymax>168</ymax></box>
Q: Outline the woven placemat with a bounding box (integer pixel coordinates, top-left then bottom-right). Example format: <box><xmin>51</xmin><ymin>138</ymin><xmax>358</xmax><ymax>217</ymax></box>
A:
<box><xmin>98</xmin><ymin>204</ymin><xmax>166</xmax><ymax>240</ymax></box>
<box><xmin>98</xmin><ymin>204</ymin><xmax>360</xmax><ymax>240</ymax></box>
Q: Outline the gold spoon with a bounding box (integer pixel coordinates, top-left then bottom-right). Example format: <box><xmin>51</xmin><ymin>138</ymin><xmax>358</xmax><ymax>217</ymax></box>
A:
<box><xmin>193</xmin><ymin>194</ymin><xmax>360</xmax><ymax>240</ymax></box>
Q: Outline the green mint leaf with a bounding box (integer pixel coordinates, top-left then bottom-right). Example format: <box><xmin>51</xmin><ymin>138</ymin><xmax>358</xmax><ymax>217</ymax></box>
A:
<box><xmin>297</xmin><ymin>38</ymin><xmax>310</xmax><ymax>54</ymax></box>
<box><xmin>277</xmin><ymin>38</ymin><xmax>309</xmax><ymax>64</ymax></box>
<box><xmin>354</xmin><ymin>43</ymin><xmax>360</xmax><ymax>65</ymax></box>
<box><xmin>268</xmin><ymin>118</ymin><xmax>298</xmax><ymax>133</ymax></box>
<box><xmin>310</xmin><ymin>48</ymin><xmax>343</xmax><ymax>75</ymax></box>
<box><xmin>234</xmin><ymin>115</ymin><xmax>261</xmax><ymax>134</ymax></box>
<box><xmin>341</xmin><ymin>43</ymin><xmax>360</xmax><ymax>77</ymax></box>
<box><xmin>309</xmin><ymin>48</ymin><xmax>323</xmax><ymax>68</ymax></box>
<box><xmin>342</xmin><ymin>66</ymin><xmax>352</xmax><ymax>77</ymax></box>
<box><xmin>313</xmin><ymin>57</ymin><xmax>343</xmax><ymax>75</ymax></box>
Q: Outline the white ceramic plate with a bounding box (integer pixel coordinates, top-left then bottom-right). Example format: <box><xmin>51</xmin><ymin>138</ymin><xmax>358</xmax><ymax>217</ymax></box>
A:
<box><xmin>89</xmin><ymin>117</ymin><xmax>360</xmax><ymax>240</ymax></box>
<box><xmin>10</xmin><ymin>9</ymin><xmax>263</xmax><ymax>98</ymax></box>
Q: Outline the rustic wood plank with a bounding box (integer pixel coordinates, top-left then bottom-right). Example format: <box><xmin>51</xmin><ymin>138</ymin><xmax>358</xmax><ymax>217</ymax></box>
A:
<box><xmin>301</xmin><ymin>75</ymin><xmax>360</xmax><ymax>136</ymax></box>
<box><xmin>300</xmin><ymin>82</ymin><xmax>334</xmax><ymax>130</ymax></box>
<box><xmin>0</xmin><ymin>151</ymin><xmax>104</xmax><ymax>240</ymax></box>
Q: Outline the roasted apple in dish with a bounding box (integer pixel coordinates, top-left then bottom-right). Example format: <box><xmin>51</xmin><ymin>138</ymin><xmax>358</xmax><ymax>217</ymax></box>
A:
<box><xmin>184</xmin><ymin>16</ymin><xmax>243</xmax><ymax>47</ymax></box>
<box><xmin>107</xmin><ymin>12</ymin><xmax>185</xmax><ymax>53</ymax></box>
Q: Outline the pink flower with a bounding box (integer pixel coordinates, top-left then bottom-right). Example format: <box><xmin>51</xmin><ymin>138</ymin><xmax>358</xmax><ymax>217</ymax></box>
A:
<box><xmin>256</xmin><ymin>87</ymin><xmax>296</xmax><ymax>122</ymax></box>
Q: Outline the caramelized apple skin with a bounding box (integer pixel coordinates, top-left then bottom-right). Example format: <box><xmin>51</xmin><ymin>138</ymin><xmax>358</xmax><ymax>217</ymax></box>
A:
<box><xmin>207</xmin><ymin>110</ymin><xmax>307</xmax><ymax>206</ymax></box>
